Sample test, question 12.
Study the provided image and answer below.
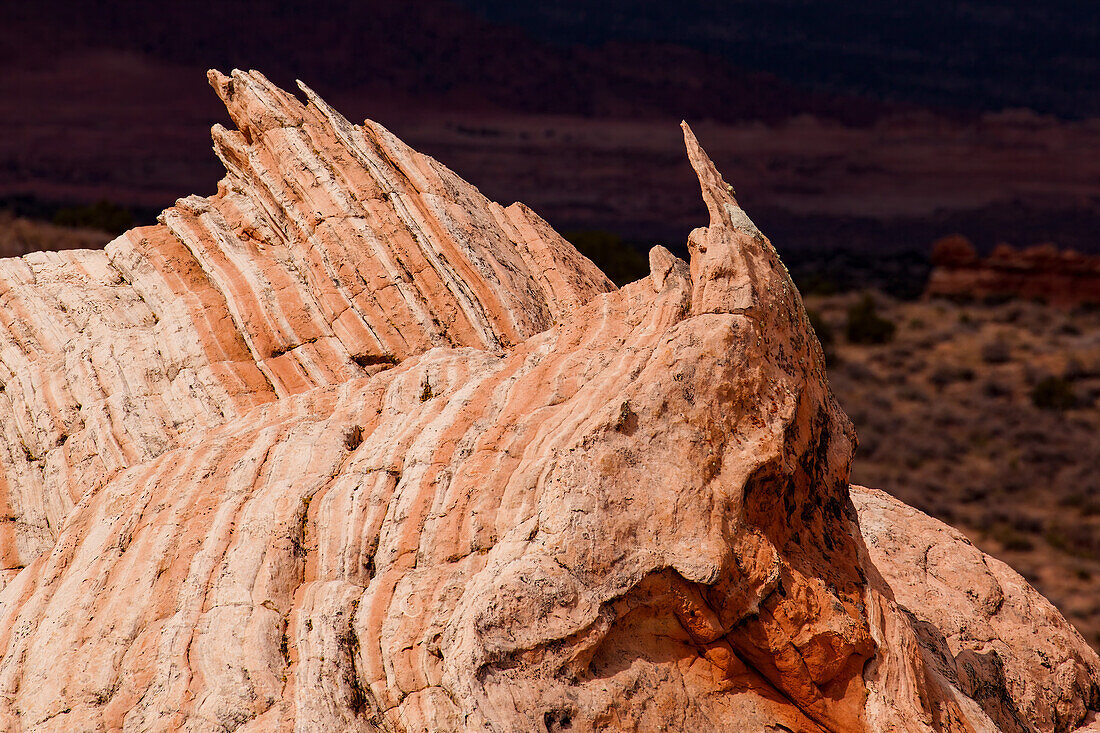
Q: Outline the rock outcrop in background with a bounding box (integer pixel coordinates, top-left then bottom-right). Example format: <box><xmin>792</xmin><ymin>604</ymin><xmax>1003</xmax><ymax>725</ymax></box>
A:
<box><xmin>0</xmin><ymin>70</ymin><xmax>1097</xmax><ymax>732</ymax></box>
<box><xmin>927</xmin><ymin>235</ymin><xmax>1100</xmax><ymax>307</ymax></box>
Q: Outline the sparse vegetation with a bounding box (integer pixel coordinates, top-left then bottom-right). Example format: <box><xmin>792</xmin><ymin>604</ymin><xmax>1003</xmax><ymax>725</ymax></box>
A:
<box><xmin>980</xmin><ymin>338</ymin><xmax>1012</xmax><ymax>364</ymax></box>
<box><xmin>0</xmin><ymin>211</ymin><xmax>111</xmax><ymax>258</ymax></box>
<box><xmin>562</xmin><ymin>230</ymin><xmax>649</xmax><ymax>286</ymax></box>
<box><xmin>51</xmin><ymin>200</ymin><xmax>134</xmax><ymax>234</ymax></box>
<box><xmin>990</xmin><ymin>524</ymin><xmax>1036</xmax><ymax>552</ymax></box>
<box><xmin>1030</xmin><ymin>376</ymin><xmax>1077</xmax><ymax>411</ymax></box>
<box><xmin>845</xmin><ymin>294</ymin><xmax>896</xmax><ymax>344</ymax></box>
<box><xmin>809</xmin><ymin>291</ymin><xmax>1100</xmax><ymax>650</ymax></box>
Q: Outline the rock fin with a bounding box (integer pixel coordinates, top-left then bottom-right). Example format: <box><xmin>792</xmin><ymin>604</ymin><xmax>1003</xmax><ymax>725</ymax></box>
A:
<box><xmin>681</xmin><ymin>121</ymin><xmax>738</xmax><ymax>228</ymax></box>
<box><xmin>682</xmin><ymin>121</ymin><xmax>764</xmax><ymax>243</ymax></box>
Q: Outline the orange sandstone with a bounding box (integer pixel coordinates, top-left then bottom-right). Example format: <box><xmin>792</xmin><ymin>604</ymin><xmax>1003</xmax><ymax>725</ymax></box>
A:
<box><xmin>0</xmin><ymin>70</ymin><xmax>1096</xmax><ymax>732</ymax></box>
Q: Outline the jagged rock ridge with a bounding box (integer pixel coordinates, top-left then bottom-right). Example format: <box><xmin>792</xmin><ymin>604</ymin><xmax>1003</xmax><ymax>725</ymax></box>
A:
<box><xmin>0</xmin><ymin>69</ymin><xmax>611</xmax><ymax>582</ymax></box>
<box><xmin>0</xmin><ymin>70</ymin><xmax>1096</xmax><ymax>732</ymax></box>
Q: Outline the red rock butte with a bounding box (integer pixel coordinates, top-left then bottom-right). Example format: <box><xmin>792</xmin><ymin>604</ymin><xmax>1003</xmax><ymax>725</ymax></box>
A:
<box><xmin>928</xmin><ymin>234</ymin><xmax>1100</xmax><ymax>306</ymax></box>
<box><xmin>0</xmin><ymin>69</ymin><xmax>1097</xmax><ymax>732</ymax></box>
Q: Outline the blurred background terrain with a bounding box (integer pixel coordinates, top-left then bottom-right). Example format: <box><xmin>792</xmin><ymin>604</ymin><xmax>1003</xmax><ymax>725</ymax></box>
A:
<box><xmin>2</xmin><ymin>0</ymin><xmax>1098</xmax><ymax>647</ymax></box>
<box><xmin>809</xmin><ymin>292</ymin><xmax>1100</xmax><ymax>649</ymax></box>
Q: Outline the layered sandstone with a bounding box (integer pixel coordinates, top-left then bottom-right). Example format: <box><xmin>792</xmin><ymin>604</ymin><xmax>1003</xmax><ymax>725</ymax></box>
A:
<box><xmin>927</xmin><ymin>235</ymin><xmax>1100</xmax><ymax>306</ymax></box>
<box><xmin>0</xmin><ymin>70</ymin><xmax>1096</xmax><ymax>732</ymax></box>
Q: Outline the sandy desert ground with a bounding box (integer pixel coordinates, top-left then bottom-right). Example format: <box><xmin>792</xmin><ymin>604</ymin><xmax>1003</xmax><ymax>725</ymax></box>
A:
<box><xmin>809</xmin><ymin>292</ymin><xmax>1100</xmax><ymax>650</ymax></box>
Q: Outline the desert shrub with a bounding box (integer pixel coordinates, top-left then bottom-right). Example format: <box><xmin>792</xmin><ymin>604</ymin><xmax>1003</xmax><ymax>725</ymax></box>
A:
<box><xmin>981</xmin><ymin>378</ymin><xmax>1012</xmax><ymax>398</ymax></box>
<box><xmin>980</xmin><ymin>293</ymin><xmax>1014</xmax><ymax>307</ymax></box>
<box><xmin>562</xmin><ymin>230</ymin><xmax>648</xmax><ymax>286</ymax></box>
<box><xmin>997</xmin><ymin>468</ymin><xmax>1031</xmax><ymax>495</ymax></box>
<box><xmin>961</xmin><ymin>485</ymin><xmax>989</xmax><ymax>503</ymax></box>
<box><xmin>932</xmin><ymin>503</ymin><xmax>957</xmax><ymax>524</ymax></box>
<box><xmin>1023</xmin><ymin>365</ymin><xmax>1046</xmax><ymax>387</ymax></box>
<box><xmin>896</xmin><ymin>383</ymin><xmax>926</xmax><ymax>402</ymax></box>
<box><xmin>52</xmin><ymin>200</ymin><xmax>134</xmax><ymax>234</ymax></box>
<box><xmin>911</xmin><ymin>334</ymin><xmax>941</xmax><ymax>350</ymax></box>
<box><xmin>980</xmin><ymin>339</ymin><xmax>1012</xmax><ymax>364</ymax></box>
<box><xmin>856</xmin><ymin>434</ymin><xmax>879</xmax><ymax>458</ymax></box>
<box><xmin>1045</xmin><ymin>523</ymin><xmax>1100</xmax><ymax>560</ymax></box>
<box><xmin>1064</xmin><ymin>357</ymin><xmax>1097</xmax><ymax>381</ymax></box>
<box><xmin>1021</xmin><ymin>441</ymin><xmax>1078</xmax><ymax>469</ymax></box>
<box><xmin>929</xmin><ymin>366</ymin><xmax>954</xmax><ymax>389</ymax></box>
<box><xmin>980</xmin><ymin>509</ymin><xmax>1042</xmax><ymax>550</ymax></box>
<box><xmin>967</xmin><ymin>430</ymin><xmax>990</xmax><ymax>450</ymax></box>
<box><xmin>845</xmin><ymin>295</ymin><xmax>896</xmax><ymax>344</ymax></box>
<box><xmin>1030</xmin><ymin>376</ymin><xmax>1078</xmax><ymax>411</ymax></box>
<box><xmin>876</xmin><ymin>346</ymin><xmax>922</xmax><ymax>370</ymax></box>
<box><xmin>796</xmin><ymin>274</ymin><xmax>838</xmax><ymax>296</ymax></box>
<box><xmin>928</xmin><ymin>402</ymin><xmax>966</xmax><ymax>431</ymax></box>
<box><xmin>864</xmin><ymin>391</ymin><xmax>895</xmax><ymax>412</ymax></box>
<box><xmin>993</xmin><ymin>526</ymin><xmax>1036</xmax><ymax>552</ymax></box>
<box><xmin>840</xmin><ymin>358</ymin><xmax>877</xmax><ymax>384</ymax></box>
<box><xmin>1012</xmin><ymin>514</ymin><xmax>1044</xmax><ymax>534</ymax></box>
<box><xmin>1061</xmin><ymin>493</ymin><xmax>1100</xmax><ymax>516</ymax></box>
<box><xmin>929</xmin><ymin>364</ymin><xmax>975</xmax><ymax>389</ymax></box>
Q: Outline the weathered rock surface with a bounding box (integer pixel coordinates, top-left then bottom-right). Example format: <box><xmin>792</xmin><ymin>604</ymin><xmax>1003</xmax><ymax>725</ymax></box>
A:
<box><xmin>0</xmin><ymin>68</ymin><xmax>611</xmax><ymax>584</ymax></box>
<box><xmin>853</xmin><ymin>487</ymin><xmax>1100</xmax><ymax>733</ymax></box>
<box><xmin>0</xmin><ymin>70</ymin><xmax>1096</xmax><ymax>732</ymax></box>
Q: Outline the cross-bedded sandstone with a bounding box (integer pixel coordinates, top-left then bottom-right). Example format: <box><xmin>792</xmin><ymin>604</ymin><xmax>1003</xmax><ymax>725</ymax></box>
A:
<box><xmin>0</xmin><ymin>70</ymin><xmax>1096</xmax><ymax>732</ymax></box>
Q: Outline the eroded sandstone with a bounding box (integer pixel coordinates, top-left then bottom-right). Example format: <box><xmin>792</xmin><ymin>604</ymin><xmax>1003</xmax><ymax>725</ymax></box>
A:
<box><xmin>0</xmin><ymin>70</ymin><xmax>1096</xmax><ymax>732</ymax></box>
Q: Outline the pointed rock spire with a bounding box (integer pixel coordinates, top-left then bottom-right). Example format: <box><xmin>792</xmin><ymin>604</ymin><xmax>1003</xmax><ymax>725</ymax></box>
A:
<box><xmin>681</xmin><ymin>120</ymin><xmax>736</xmax><ymax>228</ymax></box>
<box><xmin>681</xmin><ymin>121</ymin><xmax>794</xmax><ymax>320</ymax></box>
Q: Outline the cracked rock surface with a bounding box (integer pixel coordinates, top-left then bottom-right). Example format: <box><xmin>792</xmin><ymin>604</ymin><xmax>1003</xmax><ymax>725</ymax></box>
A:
<box><xmin>0</xmin><ymin>70</ymin><xmax>1097</xmax><ymax>732</ymax></box>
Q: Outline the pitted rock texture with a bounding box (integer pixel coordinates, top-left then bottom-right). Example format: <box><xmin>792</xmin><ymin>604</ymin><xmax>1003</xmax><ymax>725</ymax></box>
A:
<box><xmin>0</xmin><ymin>70</ymin><xmax>1097</xmax><ymax>732</ymax></box>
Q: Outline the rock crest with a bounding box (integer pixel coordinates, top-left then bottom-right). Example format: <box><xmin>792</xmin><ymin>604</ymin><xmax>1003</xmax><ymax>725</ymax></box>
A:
<box><xmin>0</xmin><ymin>70</ymin><xmax>1096</xmax><ymax>732</ymax></box>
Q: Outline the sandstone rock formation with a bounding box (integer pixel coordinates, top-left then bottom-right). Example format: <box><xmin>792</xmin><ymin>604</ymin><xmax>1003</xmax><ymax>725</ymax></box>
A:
<box><xmin>0</xmin><ymin>70</ymin><xmax>1097</xmax><ymax>732</ymax></box>
<box><xmin>927</xmin><ymin>235</ymin><xmax>1100</xmax><ymax>306</ymax></box>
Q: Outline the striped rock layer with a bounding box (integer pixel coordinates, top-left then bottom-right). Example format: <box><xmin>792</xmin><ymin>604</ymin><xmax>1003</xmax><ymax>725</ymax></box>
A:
<box><xmin>0</xmin><ymin>70</ymin><xmax>1097</xmax><ymax>732</ymax></box>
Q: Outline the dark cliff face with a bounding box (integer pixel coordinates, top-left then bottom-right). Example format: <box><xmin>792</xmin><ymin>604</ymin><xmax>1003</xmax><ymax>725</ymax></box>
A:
<box><xmin>455</xmin><ymin>0</ymin><xmax>1100</xmax><ymax>119</ymax></box>
<box><xmin>10</xmin><ymin>0</ymin><xmax>1100</xmax><ymax>118</ymax></box>
<box><xmin>1</xmin><ymin>0</ymin><xmax>884</xmax><ymax>124</ymax></box>
<box><xmin>6</xmin><ymin>0</ymin><xmax>1100</xmax><ymax>264</ymax></box>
